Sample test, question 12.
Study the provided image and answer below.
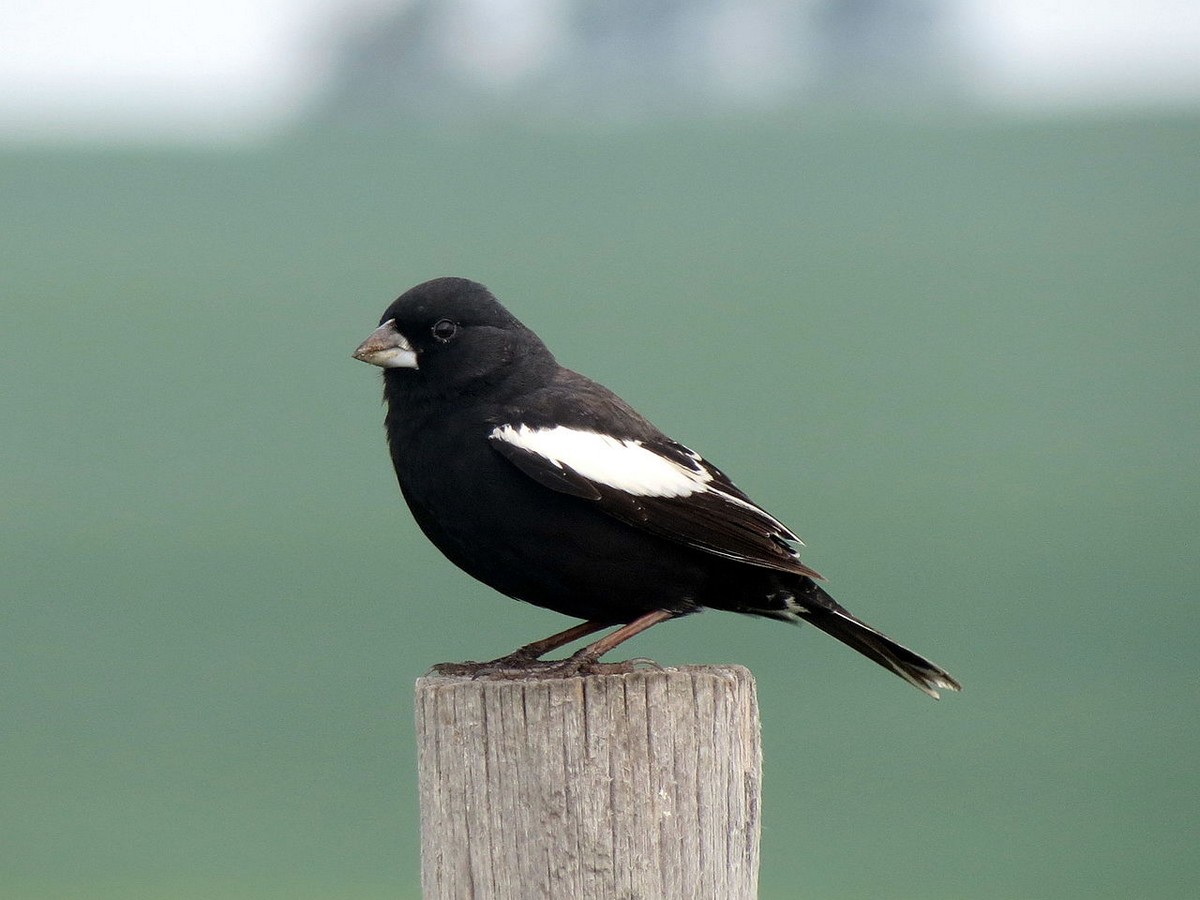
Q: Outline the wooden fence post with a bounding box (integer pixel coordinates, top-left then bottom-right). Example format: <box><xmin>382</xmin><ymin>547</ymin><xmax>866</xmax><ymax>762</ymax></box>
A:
<box><xmin>415</xmin><ymin>665</ymin><xmax>761</xmax><ymax>899</ymax></box>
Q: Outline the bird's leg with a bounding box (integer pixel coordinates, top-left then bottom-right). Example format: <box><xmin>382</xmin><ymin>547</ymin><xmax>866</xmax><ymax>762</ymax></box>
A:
<box><xmin>428</xmin><ymin>611</ymin><xmax>675</xmax><ymax>678</ymax></box>
<box><xmin>545</xmin><ymin>609</ymin><xmax>675</xmax><ymax>677</ymax></box>
<box><xmin>569</xmin><ymin>609</ymin><xmax>674</xmax><ymax>662</ymax></box>
<box><xmin>489</xmin><ymin>620</ymin><xmax>611</xmax><ymax>666</ymax></box>
<box><xmin>427</xmin><ymin>619</ymin><xmax>609</xmax><ymax>676</ymax></box>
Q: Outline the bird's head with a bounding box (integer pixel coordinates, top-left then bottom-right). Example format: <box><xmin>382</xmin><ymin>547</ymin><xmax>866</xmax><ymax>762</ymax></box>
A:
<box><xmin>353</xmin><ymin>277</ymin><xmax>552</xmax><ymax>397</ymax></box>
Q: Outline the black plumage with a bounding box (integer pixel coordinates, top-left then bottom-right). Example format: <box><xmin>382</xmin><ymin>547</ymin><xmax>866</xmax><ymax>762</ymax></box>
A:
<box><xmin>353</xmin><ymin>277</ymin><xmax>960</xmax><ymax>698</ymax></box>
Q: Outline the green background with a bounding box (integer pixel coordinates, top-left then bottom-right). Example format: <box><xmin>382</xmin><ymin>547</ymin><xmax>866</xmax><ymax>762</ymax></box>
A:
<box><xmin>4</xmin><ymin>116</ymin><xmax>1197</xmax><ymax>898</ymax></box>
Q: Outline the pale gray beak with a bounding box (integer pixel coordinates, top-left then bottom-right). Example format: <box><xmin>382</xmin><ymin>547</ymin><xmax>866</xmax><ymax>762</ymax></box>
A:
<box><xmin>352</xmin><ymin>319</ymin><xmax>418</xmax><ymax>369</ymax></box>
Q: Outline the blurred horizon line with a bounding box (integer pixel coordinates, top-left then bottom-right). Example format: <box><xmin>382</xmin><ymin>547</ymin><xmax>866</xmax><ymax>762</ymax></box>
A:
<box><xmin>3</xmin><ymin>0</ymin><xmax>1200</xmax><ymax>146</ymax></box>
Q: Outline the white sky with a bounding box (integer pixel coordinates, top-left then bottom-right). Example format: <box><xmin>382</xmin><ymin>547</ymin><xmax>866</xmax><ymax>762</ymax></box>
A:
<box><xmin>0</xmin><ymin>0</ymin><xmax>393</xmax><ymax>139</ymax></box>
<box><xmin>1</xmin><ymin>0</ymin><xmax>1199</xmax><ymax>141</ymax></box>
<box><xmin>962</xmin><ymin>0</ymin><xmax>1200</xmax><ymax>105</ymax></box>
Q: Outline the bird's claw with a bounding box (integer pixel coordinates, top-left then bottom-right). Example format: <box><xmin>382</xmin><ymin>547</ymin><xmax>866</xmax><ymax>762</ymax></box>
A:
<box><xmin>623</xmin><ymin>656</ymin><xmax>666</xmax><ymax>671</ymax></box>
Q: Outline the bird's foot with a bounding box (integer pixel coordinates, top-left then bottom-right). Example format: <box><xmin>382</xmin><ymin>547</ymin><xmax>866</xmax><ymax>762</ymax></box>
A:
<box><xmin>431</xmin><ymin>642</ymin><xmax>581</xmax><ymax>676</ymax></box>
<box><xmin>427</xmin><ymin>652</ymin><xmax>663</xmax><ymax>680</ymax></box>
<box><xmin>426</xmin><ymin>650</ymin><xmax>545</xmax><ymax>678</ymax></box>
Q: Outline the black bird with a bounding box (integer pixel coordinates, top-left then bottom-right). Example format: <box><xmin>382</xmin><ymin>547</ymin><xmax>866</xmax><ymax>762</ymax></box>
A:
<box><xmin>353</xmin><ymin>277</ymin><xmax>961</xmax><ymax>698</ymax></box>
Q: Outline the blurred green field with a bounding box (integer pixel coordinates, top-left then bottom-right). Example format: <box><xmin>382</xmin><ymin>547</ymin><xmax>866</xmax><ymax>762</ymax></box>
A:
<box><xmin>3</xmin><ymin>115</ymin><xmax>1198</xmax><ymax>899</ymax></box>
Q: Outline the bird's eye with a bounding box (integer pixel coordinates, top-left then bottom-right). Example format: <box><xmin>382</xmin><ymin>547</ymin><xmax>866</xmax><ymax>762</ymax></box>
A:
<box><xmin>431</xmin><ymin>319</ymin><xmax>458</xmax><ymax>343</ymax></box>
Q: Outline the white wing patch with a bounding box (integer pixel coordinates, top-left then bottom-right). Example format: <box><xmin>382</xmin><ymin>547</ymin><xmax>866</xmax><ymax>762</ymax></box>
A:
<box><xmin>490</xmin><ymin>424</ymin><xmax>713</xmax><ymax>498</ymax></box>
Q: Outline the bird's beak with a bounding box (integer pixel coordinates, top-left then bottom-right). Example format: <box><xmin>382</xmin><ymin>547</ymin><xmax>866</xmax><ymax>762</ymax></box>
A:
<box><xmin>352</xmin><ymin>319</ymin><xmax>418</xmax><ymax>369</ymax></box>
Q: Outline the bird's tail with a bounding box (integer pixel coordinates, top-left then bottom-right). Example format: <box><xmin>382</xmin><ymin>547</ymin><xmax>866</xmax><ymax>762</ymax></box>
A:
<box><xmin>786</xmin><ymin>583</ymin><xmax>962</xmax><ymax>699</ymax></box>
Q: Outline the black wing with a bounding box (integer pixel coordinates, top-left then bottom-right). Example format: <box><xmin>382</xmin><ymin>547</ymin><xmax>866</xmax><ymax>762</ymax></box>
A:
<box><xmin>488</xmin><ymin>425</ymin><xmax>823</xmax><ymax>580</ymax></box>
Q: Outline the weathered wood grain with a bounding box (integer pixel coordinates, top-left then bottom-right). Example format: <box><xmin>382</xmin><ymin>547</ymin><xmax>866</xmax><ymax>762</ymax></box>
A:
<box><xmin>416</xmin><ymin>665</ymin><xmax>761</xmax><ymax>899</ymax></box>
